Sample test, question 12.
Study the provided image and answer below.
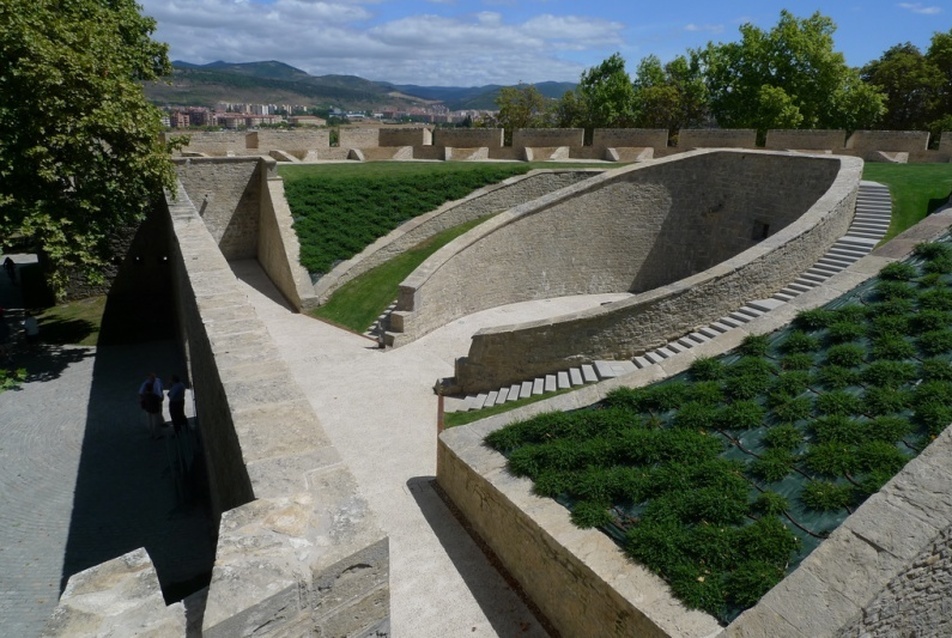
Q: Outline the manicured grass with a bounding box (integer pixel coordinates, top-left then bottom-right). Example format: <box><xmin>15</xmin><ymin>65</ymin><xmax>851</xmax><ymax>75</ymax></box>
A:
<box><xmin>311</xmin><ymin>215</ymin><xmax>492</xmax><ymax>332</ymax></box>
<box><xmin>443</xmin><ymin>385</ymin><xmax>579</xmax><ymax>428</ymax></box>
<box><xmin>485</xmin><ymin>240</ymin><xmax>952</xmax><ymax>623</ymax></box>
<box><xmin>862</xmin><ymin>163</ymin><xmax>952</xmax><ymax>241</ymax></box>
<box><xmin>36</xmin><ymin>295</ymin><xmax>106</xmax><ymax>346</ymax></box>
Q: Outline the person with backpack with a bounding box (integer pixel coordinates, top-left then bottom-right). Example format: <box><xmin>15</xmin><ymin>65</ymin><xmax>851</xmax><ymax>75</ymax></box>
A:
<box><xmin>138</xmin><ymin>373</ymin><xmax>164</xmax><ymax>439</ymax></box>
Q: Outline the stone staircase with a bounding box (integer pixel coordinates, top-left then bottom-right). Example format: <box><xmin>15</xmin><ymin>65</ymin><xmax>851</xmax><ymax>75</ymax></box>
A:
<box><xmin>443</xmin><ymin>180</ymin><xmax>892</xmax><ymax>414</ymax></box>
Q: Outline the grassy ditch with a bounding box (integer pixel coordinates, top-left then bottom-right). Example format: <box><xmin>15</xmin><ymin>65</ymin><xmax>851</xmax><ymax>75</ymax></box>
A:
<box><xmin>484</xmin><ymin>240</ymin><xmax>952</xmax><ymax>624</ymax></box>
<box><xmin>311</xmin><ymin>215</ymin><xmax>491</xmax><ymax>331</ymax></box>
<box><xmin>862</xmin><ymin>163</ymin><xmax>952</xmax><ymax>242</ymax></box>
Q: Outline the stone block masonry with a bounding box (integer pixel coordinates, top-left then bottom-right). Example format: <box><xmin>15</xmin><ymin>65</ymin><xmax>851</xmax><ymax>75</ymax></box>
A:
<box><xmin>433</xmin><ymin>128</ymin><xmax>504</xmax><ymax>148</ymax></box>
<box><xmin>678</xmin><ymin>128</ymin><xmax>757</xmax><ymax>148</ymax></box>
<box><xmin>513</xmin><ymin>127</ymin><xmax>584</xmax><ymax>148</ymax></box>
<box><xmin>592</xmin><ymin>128</ymin><xmax>669</xmax><ymax>151</ymax></box>
<box><xmin>766</xmin><ymin>129</ymin><xmax>847</xmax><ymax>150</ymax></box>
<box><xmin>846</xmin><ymin>129</ymin><xmax>931</xmax><ymax>153</ymax></box>
<box><xmin>166</xmin><ymin>182</ymin><xmax>390</xmax><ymax>635</ymax></box>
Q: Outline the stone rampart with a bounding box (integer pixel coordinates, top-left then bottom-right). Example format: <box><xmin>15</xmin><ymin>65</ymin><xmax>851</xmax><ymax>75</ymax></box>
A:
<box><xmin>437</xmin><ymin>206</ymin><xmax>952</xmax><ymax>638</ymax></box>
<box><xmin>313</xmin><ymin>170</ymin><xmax>601</xmax><ymax>303</ymax></box>
<box><xmin>678</xmin><ymin>128</ymin><xmax>758</xmax><ymax>148</ymax></box>
<box><xmin>251</xmin><ymin>129</ymin><xmax>330</xmax><ymax>152</ymax></box>
<box><xmin>379</xmin><ymin>127</ymin><xmax>431</xmax><ymax>147</ymax></box>
<box><xmin>174</xmin><ymin>157</ymin><xmax>261</xmax><ymax>260</ymax></box>
<box><xmin>166</xmin><ymin>182</ymin><xmax>390</xmax><ymax>636</ymax></box>
<box><xmin>592</xmin><ymin>128</ymin><xmax>669</xmax><ymax>151</ymax></box>
<box><xmin>513</xmin><ymin>128</ymin><xmax>584</xmax><ymax>149</ymax></box>
<box><xmin>339</xmin><ymin>127</ymin><xmax>380</xmax><ymax>149</ymax></box>
<box><xmin>173</xmin><ymin>131</ymin><xmax>249</xmax><ymax>156</ymax></box>
<box><xmin>389</xmin><ymin>151</ymin><xmax>854</xmax><ymax>365</ymax></box>
<box><xmin>452</xmin><ymin>151</ymin><xmax>858</xmax><ymax>391</ymax></box>
<box><xmin>941</xmin><ymin>132</ymin><xmax>952</xmax><ymax>153</ymax></box>
<box><xmin>434</xmin><ymin>128</ymin><xmax>504</xmax><ymax>148</ymax></box>
<box><xmin>846</xmin><ymin>130</ymin><xmax>931</xmax><ymax>153</ymax></box>
<box><xmin>765</xmin><ymin>129</ymin><xmax>846</xmax><ymax>150</ymax></box>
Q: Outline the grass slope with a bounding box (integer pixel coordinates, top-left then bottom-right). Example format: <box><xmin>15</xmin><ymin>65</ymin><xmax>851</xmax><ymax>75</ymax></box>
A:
<box><xmin>862</xmin><ymin>163</ymin><xmax>952</xmax><ymax>241</ymax></box>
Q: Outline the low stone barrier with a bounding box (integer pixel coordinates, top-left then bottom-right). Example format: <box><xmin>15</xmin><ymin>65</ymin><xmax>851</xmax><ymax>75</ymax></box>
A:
<box><xmin>678</xmin><ymin>129</ymin><xmax>757</xmax><ymax>148</ymax></box>
<box><xmin>434</xmin><ymin>128</ymin><xmax>504</xmax><ymax>148</ymax></box>
<box><xmin>172</xmin><ymin>131</ymin><xmax>249</xmax><ymax>156</ymax></box>
<box><xmin>593</xmin><ymin>128</ymin><xmax>668</xmax><ymax>152</ymax></box>
<box><xmin>513</xmin><ymin>128</ymin><xmax>584</xmax><ymax>149</ymax></box>
<box><xmin>339</xmin><ymin>127</ymin><xmax>380</xmax><ymax>149</ymax></box>
<box><xmin>765</xmin><ymin>129</ymin><xmax>846</xmax><ymax>150</ymax></box>
<box><xmin>251</xmin><ymin>129</ymin><xmax>330</xmax><ymax>152</ymax></box>
<box><xmin>379</xmin><ymin>127</ymin><xmax>431</xmax><ymax>147</ymax></box>
<box><xmin>846</xmin><ymin>130</ymin><xmax>931</xmax><ymax>153</ymax></box>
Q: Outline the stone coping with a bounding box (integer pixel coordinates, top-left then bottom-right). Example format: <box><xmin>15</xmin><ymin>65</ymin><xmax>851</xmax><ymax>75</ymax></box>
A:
<box><xmin>438</xmin><ymin>206</ymin><xmax>952</xmax><ymax>636</ymax></box>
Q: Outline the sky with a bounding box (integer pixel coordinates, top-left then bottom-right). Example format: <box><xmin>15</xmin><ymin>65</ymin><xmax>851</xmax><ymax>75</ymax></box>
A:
<box><xmin>138</xmin><ymin>0</ymin><xmax>952</xmax><ymax>87</ymax></box>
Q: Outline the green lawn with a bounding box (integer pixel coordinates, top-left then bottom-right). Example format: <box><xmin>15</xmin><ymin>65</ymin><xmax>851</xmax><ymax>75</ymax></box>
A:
<box><xmin>862</xmin><ymin>163</ymin><xmax>952</xmax><ymax>241</ymax></box>
<box><xmin>311</xmin><ymin>215</ymin><xmax>492</xmax><ymax>331</ymax></box>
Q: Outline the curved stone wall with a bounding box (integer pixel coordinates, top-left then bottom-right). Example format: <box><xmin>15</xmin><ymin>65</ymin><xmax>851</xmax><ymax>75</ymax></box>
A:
<box><xmin>313</xmin><ymin>169</ymin><xmax>601</xmax><ymax>304</ymax></box>
<box><xmin>390</xmin><ymin>151</ymin><xmax>860</xmax><ymax>390</ymax></box>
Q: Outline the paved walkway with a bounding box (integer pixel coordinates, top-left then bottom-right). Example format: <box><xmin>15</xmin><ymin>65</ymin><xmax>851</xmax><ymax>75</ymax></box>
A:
<box><xmin>0</xmin><ymin>256</ymin><xmax>216</xmax><ymax>638</ymax></box>
<box><xmin>232</xmin><ymin>260</ymin><xmax>630</xmax><ymax>637</ymax></box>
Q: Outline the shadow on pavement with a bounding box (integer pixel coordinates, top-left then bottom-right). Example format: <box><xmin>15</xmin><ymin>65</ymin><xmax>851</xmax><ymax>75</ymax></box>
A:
<box><xmin>60</xmin><ymin>340</ymin><xmax>217</xmax><ymax>603</ymax></box>
<box><xmin>406</xmin><ymin>476</ymin><xmax>552</xmax><ymax>637</ymax></box>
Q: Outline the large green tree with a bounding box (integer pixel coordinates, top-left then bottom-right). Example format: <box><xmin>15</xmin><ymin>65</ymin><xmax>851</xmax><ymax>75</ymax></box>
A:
<box><xmin>557</xmin><ymin>53</ymin><xmax>637</xmax><ymax>139</ymax></box>
<box><xmin>0</xmin><ymin>0</ymin><xmax>175</xmax><ymax>299</ymax></box>
<box><xmin>493</xmin><ymin>84</ymin><xmax>552</xmax><ymax>144</ymax></box>
<box><xmin>698</xmin><ymin>11</ymin><xmax>885</xmax><ymax>134</ymax></box>
<box><xmin>861</xmin><ymin>43</ymin><xmax>942</xmax><ymax>131</ymax></box>
<box><xmin>632</xmin><ymin>54</ymin><xmax>709</xmax><ymax>135</ymax></box>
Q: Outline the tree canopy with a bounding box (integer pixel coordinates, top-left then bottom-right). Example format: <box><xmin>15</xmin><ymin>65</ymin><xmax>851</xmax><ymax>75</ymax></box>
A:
<box><xmin>697</xmin><ymin>11</ymin><xmax>885</xmax><ymax>134</ymax></box>
<box><xmin>0</xmin><ymin>0</ymin><xmax>175</xmax><ymax>298</ymax></box>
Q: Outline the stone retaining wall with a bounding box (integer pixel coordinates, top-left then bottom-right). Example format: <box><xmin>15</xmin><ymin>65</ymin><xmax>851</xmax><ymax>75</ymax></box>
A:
<box><xmin>313</xmin><ymin>169</ymin><xmax>601</xmax><ymax>303</ymax></box>
<box><xmin>174</xmin><ymin>157</ymin><xmax>261</xmax><ymax>260</ymax></box>
<box><xmin>379</xmin><ymin>127</ymin><xmax>431</xmax><ymax>147</ymax></box>
<box><xmin>592</xmin><ymin>128</ymin><xmax>669</xmax><ymax>151</ymax></box>
<box><xmin>167</xmin><ymin>183</ymin><xmax>390</xmax><ymax>636</ymax></box>
<box><xmin>434</xmin><ymin>128</ymin><xmax>504</xmax><ymax>148</ymax></box>
<box><xmin>513</xmin><ymin>128</ymin><xmax>584</xmax><ymax>148</ymax></box>
<box><xmin>765</xmin><ymin>129</ymin><xmax>846</xmax><ymax>150</ymax></box>
<box><xmin>437</xmin><ymin>206</ymin><xmax>952</xmax><ymax>638</ymax></box>
<box><xmin>250</xmin><ymin>129</ymin><xmax>330</xmax><ymax>152</ymax></box>
<box><xmin>340</xmin><ymin>127</ymin><xmax>380</xmax><ymax>149</ymax></box>
<box><xmin>846</xmin><ymin>130</ymin><xmax>931</xmax><ymax>153</ymax></box>
<box><xmin>452</xmin><ymin>152</ymin><xmax>858</xmax><ymax>392</ymax></box>
<box><xmin>172</xmin><ymin>131</ymin><xmax>248</xmax><ymax>156</ymax></box>
<box><xmin>678</xmin><ymin>128</ymin><xmax>758</xmax><ymax>148</ymax></box>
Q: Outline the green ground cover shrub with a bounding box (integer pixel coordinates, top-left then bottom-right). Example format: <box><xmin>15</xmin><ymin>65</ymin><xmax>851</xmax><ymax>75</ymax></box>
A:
<box><xmin>484</xmin><ymin>238</ymin><xmax>952</xmax><ymax>623</ymax></box>
<box><xmin>281</xmin><ymin>162</ymin><xmax>535</xmax><ymax>274</ymax></box>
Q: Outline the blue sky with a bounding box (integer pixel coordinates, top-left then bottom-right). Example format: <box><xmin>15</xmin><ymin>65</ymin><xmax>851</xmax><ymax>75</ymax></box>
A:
<box><xmin>138</xmin><ymin>1</ymin><xmax>951</xmax><ymax>87</ymax></box>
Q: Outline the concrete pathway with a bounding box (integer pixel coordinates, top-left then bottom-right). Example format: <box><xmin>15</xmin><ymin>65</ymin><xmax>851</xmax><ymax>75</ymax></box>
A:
<box><xmin>0</xmin><ymin>255</ymin><xmax>215</xmax><ymax>638</ymax></box>
<box><xmin>232</xmin><ymin>260</ymin><xmax>629</xmax><ymax>637</ymax></box>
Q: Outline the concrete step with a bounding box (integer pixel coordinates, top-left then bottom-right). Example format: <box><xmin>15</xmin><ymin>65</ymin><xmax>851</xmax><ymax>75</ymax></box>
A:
<box><xmin>837</xmin><ymin>235</ymin><xmax>879</xmax><ymax>249</ymax></box>
<box><xmin>557</xmin><ymin>371</ymin><xmax>570</xmax><ymax>390</ymax></box>
<box><xmin>521</xmin><ymin>380</ymin><xmax>534</xmax><ymax>398</ymax></box>
<box><xmin>506</xmin><ymin>384</ymin><xmax>522</xmax><ymax>402</ymax></box>
<box><xmin>748</xmin><ymin>298</ymin><xmax>786</xmax><ymax>313</ymax></box>
<box><xmin>570</xmin><ymin>368</ymin><xmax>584</xmax><ymax>386</ymax></box>
<box><xmin>799</xmin><ymin>271</ymin><xmax>828</xmax><ymax>284</ymax></box>
<box><xmin>594</xmin><ymin>360</ymin><xmax>638</xmax><ymax>378</ymax></box>
<box><xmin>532</xmin><ymin>378</ymin><xmax>545</xmax><ymax>395</ymax></box>
<box><xmin>544</xmin><ymin>374</ymin><xmax>557</xmax><ymax>393</ymax></box>
<box><xmin>773</xmin><ymin>291</ymin><xmax>796</xmax><ymax>302</ymax></box>
<box><xmin>581</xmin><ymin>364</ymin><xmax>598</xmax><ymax>383</ymax></box>
<box><xmin>644</xmin><ymin>350</ymin><xmax>666</xmax><ymax>365</ymax></box>
<box><xmin>633</xmin><ymin>355</ymin><xmax>651</xmax><ymax>369</ymax></box>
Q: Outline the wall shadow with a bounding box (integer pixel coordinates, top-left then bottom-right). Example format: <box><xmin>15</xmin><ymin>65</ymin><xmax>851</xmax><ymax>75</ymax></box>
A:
<box><xmin>59</xmin><ymin>339</ymin><xmax>216</xmax><ymax>602</ymax></box>
<box><xmin>406</xmin><ymin>476</ymin><xmax>553</xmax><ymax>637</ymax></box>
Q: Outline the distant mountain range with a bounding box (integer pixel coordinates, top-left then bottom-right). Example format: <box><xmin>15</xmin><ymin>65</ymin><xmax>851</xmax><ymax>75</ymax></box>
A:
<box><xmin>143</xmin><ymin>60</ymin><xmax>576</xmax><ymax>112</ymax></box>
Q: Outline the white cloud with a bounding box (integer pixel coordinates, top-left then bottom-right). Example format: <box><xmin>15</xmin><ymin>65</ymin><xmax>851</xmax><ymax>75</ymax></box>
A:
<box><xmin>139</xmin><ymin>0</ymin><xmax>624</xmax><ymax>84</ymax></box>
<box><xmin>684</xmin><ymin>23</ymin><xmax>724</xmax><ymax>34</ymax></box>
<box><xmin>897</xmin><ymin>2</ymin><xmax>942</xmax><ymax>14</ymax></box>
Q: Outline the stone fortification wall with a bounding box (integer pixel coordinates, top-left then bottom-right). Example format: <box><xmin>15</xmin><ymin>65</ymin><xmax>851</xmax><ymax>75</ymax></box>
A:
<box><xmin>434</xmin><ymin>128</ymin><xmax>504</xmax><ymax>148</ymax></box>
<box><xmin>174</xmin><ymin>157</ymin><xmax>261</xmax><ymax>260</ymax></box>
<box><xmin>437</xmin><ymin>421</ymin><xmax>722</xmax><ymax>638</ymax></box>
<box><xmin>339</xmin><ymin>127</ymin><xmax>379</xmax><ymax>149</ymax></box>
<box><xmin>174</xmin><ymin>131</ymin><xmax>248</xmax><ymax>156</ymax></box>
<box><xmin>250</xmin><ymin>129</ymin><xmax>330</xmax><ymax>152</ymax></box>
<box><xmin>765</xmin><ymin>129</ymin><xmax>846</xmax><ymax>150</ymax></box>
<box><xmin>846</xmin><ymin>130</ymin><xmax>931</xmax><ymax>153</ymax></box>
<box><xmin>438</xmin><ymin>207</ymin><xmax>952</xmax><ymax>638</ymax></box>
<box><xmin>390</xmin><ymin>150</ymin><xmax>851</xmax><ymax>355</ymax></box>
<box><xmin>166</xmin><ymin>183</ymin><xmax>390</xmax><ymax>636</ymax></box>
<box><xmin>258</xmin><ymin>161</ymin><xmax>319</xmax><ymax>310</ymax></box>
<box><xmin>513</xmin><ymin>128</ymin><xmax>584</xmax><ymax>148</ymax></box>
<box><xmin>941</xmin><ymin>132</ymin><xmax>952</xmax><ymax>152</ymax></box>
<box><xmin>592</xmin><ymin>128</ymin><xmax>669</xmax><ymax>151</ymax></box>
<box><xmin>412</xmin><ymin>145</ymin><xmax>447</xmax><ymax>161</ymax></box>
<box><xmin>453</xmin><ymin>152</ymin><xmax>858</xmax><ymax>391</ymax></box>
<box><xmin>313</xmin><ymin>170</ymin><xmax>601</xmax><ymax>303</ymax></box>
<box><xmin>379</xmin><ymin>127</ymin><xmax>431</xmax><ymax>147</ymax></box>
<box><xmin>678</xmin><ymin>128</ymin><xmax>757</xmax><ymax>148</ymax></box>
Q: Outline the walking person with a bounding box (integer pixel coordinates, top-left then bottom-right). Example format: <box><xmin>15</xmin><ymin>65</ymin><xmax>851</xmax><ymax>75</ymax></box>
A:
<box><xmin>22</xmin><ymin>312</ymin><xmax>39</xmax><ymax>350</ymax></box>
<box><xmin>167</xmin><ymin>374</ymin><xmax>188</xmax><ymax>435</ymax></box>
<box><xmin>138</xmin><ymin>373</ymin><xmax>164</xmax><ymax>439</ymax></box>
